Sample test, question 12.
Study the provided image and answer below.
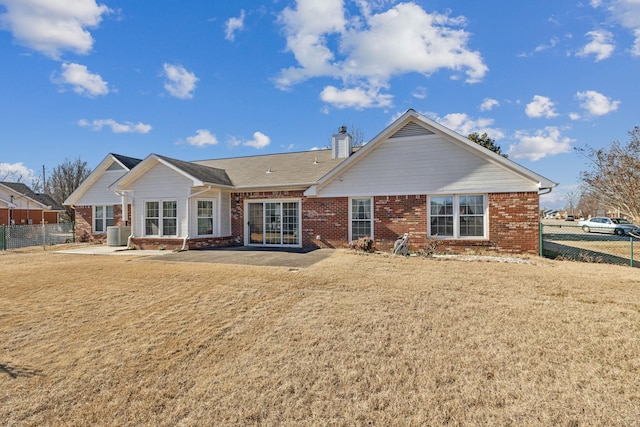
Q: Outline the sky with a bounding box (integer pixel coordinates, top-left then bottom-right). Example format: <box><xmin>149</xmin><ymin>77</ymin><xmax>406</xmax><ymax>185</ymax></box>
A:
<box><xmin>1</xmin><ymin>0</ymin><xmax>639</xmax><ymax>210</ymax></box>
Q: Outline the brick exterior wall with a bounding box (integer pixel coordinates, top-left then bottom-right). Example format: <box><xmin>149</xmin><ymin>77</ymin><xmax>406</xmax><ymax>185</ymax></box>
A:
<box><xmin>76</xmin><ymin>191</ymin><xmax>540</xmax><ymax>255</ymax></box>
<box><xmin>74</xmin><ymin>204</ymin><xmax>129</xmax><ymax>244</ymax></box>
<box><xmin>487</xmin><ymin>192</ymin><xmax>540</xmax><ymax>254</ymax></box>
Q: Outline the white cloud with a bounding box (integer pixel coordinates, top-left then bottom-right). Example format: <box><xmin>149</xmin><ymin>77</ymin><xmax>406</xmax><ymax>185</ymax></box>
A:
<box><xmin>53</xmin><ymin>62</ymin><xmax>109</xmax><ymax>97</ymax></box>
<box><xmin>569</xmin><ymin>112</ymin><xmax>581</xmax><ymax>121</ymax></box>
<box><xmin>244</xmin><ymin>131</ymin><xmax>271</xmax><ymax>149</ymax></box>
<box><xmin>225</xmin><ymin>9</ymin><xmax>245</xmax><ymax>41</ymax></box>
<box><xmin>0</xmin><ymin>162</ymin><xmax>38</xmax><ymax>184</ymax></box>
<box><xmin>525</xmin><ymin>95</ymin><xmax>558</xmax><ymax>118</ymax></box>
<box><xmin>276</xmin><ymin>1</ymin><xmax>487</xmax><ymax>109</ymax></box>
<box><xmin>0</xmin><ymin>0</ymin><xmax>111</xmax><ymax>59</ymax></box>
<box><xmin>480</xmin><ymin>98</ymin><xmax>499</xmax><ymax>111</ymax></box>
<box><xmin>431</xmin><ymin>112</ymin><xmax>505</xmax><ymax>140</ymax></box>
<box><xmin>162</xmin><ymin>63</ymin><xmax>198</xmax><ymax>99</ymax></box>
<box><xmin>78</xmin><ymin>118</ymin><xmax>151</xmax><ymax>133</ymax></box>
<box><xmin>577</xmin><ymin>30</ymin><xmax>615</xmax><ymax>61</ymax></box>
<box><xmin>319</xmin><ymin>85</ymin><xmax>393</xmax><ymax>109</ymax></box>
<box><xmin>576</xmin><ymin>90</ymin><xmax>620</xmax><ymax>116</ymax></box>
<box><xmin>411</xmin><ymin>86</ymin><xmax>427</xmax><ymax>100</ymax></box>
<box><xmin>591</xmin><ymin>0</ymin><xmax>640</xmax><ymax>56</ymax></box>
<box><xmin>185</xmin><ymin>129</ymin><xmax>218</xmax><ymax>147</ymax></box>
<box><xmin>228</xmin><ymin>131</ymin><xmax>271</xmax><ymax>149</ymax></box>
<box><xmin>508</xmin><ymin>127</ymin><xmax>574</xmax><ymax>161</ymax></box>
<box><xmin>534</xmin><ymin>37</ymin><xmax>560</xmax><ymax>53</ymax></box>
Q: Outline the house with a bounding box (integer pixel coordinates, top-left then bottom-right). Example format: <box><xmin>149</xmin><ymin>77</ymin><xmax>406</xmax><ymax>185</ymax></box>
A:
<box><xmin>65</xmin><ymin>110</ymin><xmax>557</xmax><ymax>254</ymax></box>
<box><xmin>63</xmin><ymin>153</ymin><xmax>142</xmax><ymax>243</ymax></box>
<box><xmin>0</xmin><ymin>182</ymin><xmax>64</xmax><ymax>225</ymax></box>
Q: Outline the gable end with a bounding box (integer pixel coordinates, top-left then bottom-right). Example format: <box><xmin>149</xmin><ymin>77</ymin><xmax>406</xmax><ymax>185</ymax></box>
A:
<box><xmin>390</xmin><ymin>121</ymin><xmax>434</xmax><ymax>138</ymax></box>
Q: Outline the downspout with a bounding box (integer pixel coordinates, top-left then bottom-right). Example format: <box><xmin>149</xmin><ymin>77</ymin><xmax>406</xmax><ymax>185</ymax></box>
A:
<box><xmin>539</xmin><ymin>187</ymin><xmax>553</xmax><ymax>195</ymax></box>
<box><xmin>182</xmin><ymin>186</ymin><xmax>212</xmax><ymax>251</ymax></box>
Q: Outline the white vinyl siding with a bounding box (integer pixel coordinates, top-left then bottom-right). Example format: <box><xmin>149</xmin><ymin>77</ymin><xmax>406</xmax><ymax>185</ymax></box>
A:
<box><xmin>350</xmin><ymin>197</ymin><xmax>373</xmax><ymax>241</ymax></box>
<box><xmin>77</xmin><ymin>169</ymin><xmax>126</xmax><ymax>206</ymax></box>
<box><xmin>429</xmin><ymin>195</ymin><xmax>487</xmax><ymax>239</ymax></box>
<box><xmin>94</xmin><ymin>205</ymin><xmax>114</xmax><ymax>233</ymax></box>
<box><xmin>130</xmin><ymin>164</ymin><xmax>190</xmax><ymax>238</ymax></box>
<box><xmin>319</xmin><ymin>135</ymin><xmax>539</xmax><ymax>197</ymax></box>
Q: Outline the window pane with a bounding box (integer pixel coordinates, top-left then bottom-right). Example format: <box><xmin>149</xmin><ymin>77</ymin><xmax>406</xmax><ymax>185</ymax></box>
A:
<box><xmin>430</xmin><ymin>196</ymin><xmax>453</xmax><ymax>215</ymax></box>
<box><xmin>430</xmin><ymin>196</ymin><xmax>454</xmax><ymax>237</ymax></box>
<box><xmin>198</xmin><ymin>218</ymin><xmax>213</xmax><ymax>235</ymax></box>
<box><xmin>145</xmin><ymin>202</ymin><xmax>159</xmax><ymax>236</ymax></box>
<box><xmin>459</xmin><ymin>195</ymin><xmax>484</xmax><ymax>237</ymax></box>
<box><xmin>352</xmin><ymin>220</ymin><xmax>371</xmax><ymax>240</ymax></box>
<box><xmin>163</xmin><ymin>219</ymin><xmax>177</xmax><ymax>236</ymax></box>
<box><xmin>163</xmin><ymin>201</ymin><xmax>177</xmax><ymax>218</ymax></box>
<box><xmin>197</xmin><ymin>201</ymin><xmax>213</xmax><ymax>217</ymax></box>
<box><xmin>146</xmin><ymin>219</ymin><xmax>159</xmax><ymax>235</ymax></box>
<box><xmin>106</xmin><ymin>205</ymin><xmax>114</xmax><ymax>218</ymax></box>
<box><xmin>146</xmin><ymin>202</ymin><xmax>159</xmax><ymax>218</ymax></box>
<box><xmin>352</xmin><ymin>198</ymin><xmax>371</xmax><ymax>220</ymax></box>
<box><xmin>282</xmin><ymin>202</ymin><xmax>299</xmax><ymax>244</ymax></box>
<box><xmin>95</xmin><ymin>206</ymin><xmax>104</xmax><ymax>232</ymax></box>
<box><xmin>430</xmin><ymin>216</ymin><xmax>453</xmax><ymax>236</ymax></box>
<box><xmin>460</xmin><ymin>216</ymin><xmax>484</xmax><ymax>237</ymax></box>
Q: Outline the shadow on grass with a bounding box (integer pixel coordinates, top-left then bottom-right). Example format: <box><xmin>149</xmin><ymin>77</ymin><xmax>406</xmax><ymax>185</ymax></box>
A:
<box><xmin>0</xmin><ymin>362</ymin><xmax>42</xmax><ymax>379</ymax></box>
<box><xmin>543</xmin><ymin>241</ymin><xmax>637</xmax><ymax>267</ymax></box>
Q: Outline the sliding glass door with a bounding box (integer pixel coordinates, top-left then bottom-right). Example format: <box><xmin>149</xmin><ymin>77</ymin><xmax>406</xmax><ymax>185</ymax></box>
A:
<box><xmin>247</xmin><ymin>201</ymin><xmax>300</xmax><ymax>246</ymax></box>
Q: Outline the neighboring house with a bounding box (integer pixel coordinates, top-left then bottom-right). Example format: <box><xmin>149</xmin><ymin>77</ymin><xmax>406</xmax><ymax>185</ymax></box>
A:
<box><xmin>64</xmin><ymin>153</ymin><xmax>142</xmax><ymax>243</ymax></box>
<box><xmin>0</xmin><ymin>182</ymin><xmax>64</xmax><ymax>225</ymax></box>
<box><xmin>65</xmin><ymin>110</ymin><xmax>557</xmax><ymax>254</ymax></box>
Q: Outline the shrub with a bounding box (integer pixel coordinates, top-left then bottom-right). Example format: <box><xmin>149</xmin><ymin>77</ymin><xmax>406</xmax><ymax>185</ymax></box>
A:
<box><xmin>416</xmin><ymin>236</ymin><xmax>441</xmax><ymax>257</ymax></box>
<box><xmin>349</xmin><ymin>236</ymin><xmax>374</xmax><ymax>253</ymax></box>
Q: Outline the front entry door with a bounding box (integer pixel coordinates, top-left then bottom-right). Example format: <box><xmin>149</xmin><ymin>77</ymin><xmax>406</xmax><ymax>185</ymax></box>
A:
<box><xmin>247</xmin><ymin>201</ymin><xmax>300</xmax><ymax>246</ymax></box>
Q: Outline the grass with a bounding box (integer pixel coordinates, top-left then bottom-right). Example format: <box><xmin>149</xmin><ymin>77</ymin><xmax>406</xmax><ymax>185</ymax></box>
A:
<box><xmin>1</xmin><ymin>248</ymin><xmax>640</xmax><ymax>425</ymax></box>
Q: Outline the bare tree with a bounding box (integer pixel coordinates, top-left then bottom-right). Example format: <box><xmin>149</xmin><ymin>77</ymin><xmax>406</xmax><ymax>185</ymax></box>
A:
<box><xmin>45</xmin><ymin>158</ymin><xmax>92</xmax><ymax>222</ymax></box>
<box><xmin>564</xmin><ymin>190</ymin><xmax>578</xmax><ymax>216</ymax></box>
<box><xmin>576</xmin><ymin>126</ymin><xmax>640</xmax><ymax>219</ymax></box>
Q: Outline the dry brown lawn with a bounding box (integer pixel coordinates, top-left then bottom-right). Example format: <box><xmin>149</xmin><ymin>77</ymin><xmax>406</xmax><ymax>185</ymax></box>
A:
<box><xmin>1</xmin><ymin>247</ymin><xmax>640</xmax><ymax>426</ymax></box>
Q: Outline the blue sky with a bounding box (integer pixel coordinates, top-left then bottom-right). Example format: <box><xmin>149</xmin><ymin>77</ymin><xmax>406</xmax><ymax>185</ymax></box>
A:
<box><xmin>1</xmin><ymin>0</ymin><xmax>639</xmax><ymax>209</ymax></box>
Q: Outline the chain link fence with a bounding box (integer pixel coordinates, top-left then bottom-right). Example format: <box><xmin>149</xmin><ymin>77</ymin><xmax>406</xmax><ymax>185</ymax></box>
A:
<box><xmin>0</xmin><ymin>223</ymin><xmax>75</xmax><ymax>251</ymax></box>
<box><xmin>541</xmin><ymin>221</ymin><xmax>640</xmax><ymax>267</ymax></box>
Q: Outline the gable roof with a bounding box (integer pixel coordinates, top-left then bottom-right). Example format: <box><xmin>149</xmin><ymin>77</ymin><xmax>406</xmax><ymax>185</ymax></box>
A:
<box><xmin>112</xmin><ymin>153</ymin><xmax>142</xmax><ymax>170</ymax></box>
<box><xmin>64</xmin><ymin>153</ymin><xmax>142</xmax><ymax>206</ymax></box>
<box><xmin>305</xmin><ymin>109</ymin><xmax>557</xmax><ymax>196</ymax></box>
<box><xmin>156</xmin><ymin>155</ymin><xmax>233</xmax><ymax>187</ymax></box>
<box><xmin>0</xmin><ymin>182</ymin><xmax>64</xmax><ymax>210</ymax></box>
<box><xmin>114</xmin><ymin>154</ymin><xmax>233</xmax><ymax>189</ymax></box>
<box><xmin>193</xmin><ymin>148</ymin><xmax>353</xmax><ymax>189</ymax></box>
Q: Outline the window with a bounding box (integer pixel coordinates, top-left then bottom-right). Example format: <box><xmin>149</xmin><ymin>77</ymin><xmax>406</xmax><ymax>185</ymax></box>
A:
<box><xmin>94</xmin><ymin>205</ymin><xmax>114</xmax><ymax>233</ymax></box>
<box><xmin>145</xmin><ymin>200</ymin><xmax>177</xmax><ymax>236</ymax></box>
<box><xmin>197</xmin><ymin>200</ymin><xmax>214</xmax><ymax>235</ymax></box>
<box><xmin>429</xmin><ymin>195</ymin><xmax>486</xmax><ymax>238</ymax></box>
<box><xmin>350</xmin><ymin>198</ymin><xmax>373</xmax><ymax>240</ymax></box>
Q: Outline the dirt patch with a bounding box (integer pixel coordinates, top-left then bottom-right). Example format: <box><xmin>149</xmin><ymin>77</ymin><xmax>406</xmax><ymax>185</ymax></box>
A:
<box><xmin>2</xmin><ymin>248</ymin><xmax>640</xmax><ymax>425</ymax></box>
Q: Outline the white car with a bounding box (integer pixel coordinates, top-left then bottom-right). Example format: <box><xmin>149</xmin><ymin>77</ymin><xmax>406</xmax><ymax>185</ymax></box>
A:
<box><xmin>578</xmin><ymin>217</ymin><xmax>639</xmax><ymax>236</ymax></box>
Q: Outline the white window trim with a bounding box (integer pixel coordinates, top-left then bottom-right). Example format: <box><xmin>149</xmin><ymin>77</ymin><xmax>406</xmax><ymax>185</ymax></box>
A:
<box><xmin>93</xmin><ymin>205</ymin><xmax>114</xmax><ymax>234</ymax></box>
<box><xmin>143</xmin><ymin>199</ymin><xmax>179</xmax><ymax>237</ymax></box>
<box><xmin>195</xmin><ymin>198</ymin><xmax>216</xmax><ymax>237</ymax></box>
<box><xmin>244</xmin><ymin>198</ymin><xmax>302</xmax><ymax>248</ymax></box>
<box><xmin>349</xmin><ymin>197</ymin><xmax>374</xmax><ymax>242</ymax></box>
<box><xmin>427</xmin><ymin>194</ymin><xmax>488</xmax><ymax>239</ymax></box>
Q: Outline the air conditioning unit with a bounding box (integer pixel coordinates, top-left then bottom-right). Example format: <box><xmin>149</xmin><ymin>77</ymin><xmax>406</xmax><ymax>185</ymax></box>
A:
<box><xmin>107</xmin><ymin>226</ymin><xmax>131</xmax><ymax>246</ymax></box>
